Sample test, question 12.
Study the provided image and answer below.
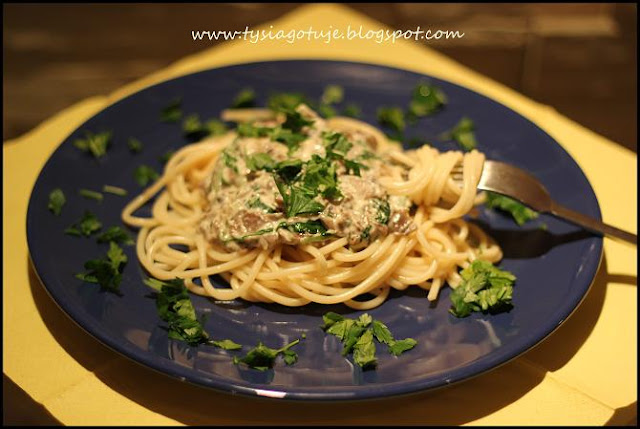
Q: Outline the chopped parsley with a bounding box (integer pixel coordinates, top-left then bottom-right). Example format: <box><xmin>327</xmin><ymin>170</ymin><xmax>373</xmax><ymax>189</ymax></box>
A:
<box><xmin>231</xmin><ymin>88</ymin><xmax>256</xmax><ymax>108</ymax></box>
<box><xmin>407</xmin><ymin>82</ymin><xmax>447</xmax><ymax>120</ymax></box>
<box><xmin>485</xmin><ymin>192</ymin><xmax>539</xmax><ymax>226</ymax></box>
<box><xmin>65</xmin><ymin>211</ymin><xmax>102</xmax><ymax>237</ymax></box>
<box><xmin>267</xmin><ymin>92</ymin><xmax>307</xmax><ymax>111</ymax></box>
<box><xmin>276</xmin><ymin>180</ymin><xmax>325</xmax><ymax>218</ymax></box>
<box><xmin>321</xmin><ymin>312</ymin><xmax>417</xmax><ymax>370</ymax></box>
<box><xmin>127</xmin><ymin>137</ymin><xmax>143</xmax><ymax>153</ymax></box>
<box><xmin>247</xmin><ymin>197</ymin><xmax>275</xmax><ymax>213</ymax></box>
<box><xmin>183</xmin><ymin>114</ymin><xmax>228</xmax><ymax>139</ymax></box>
<box><xmin>145</xmin><ymin>278</ymin><xmax>211</xmax><ymax>345</ymax></box>
<box><xmin>144</xmin><ymin>278</ymin><xmax>243</xmax><ymax>349</ymax></box>
<box><xmin>134</xmin><ymin>165</ymin><xmax>160</xmax><ymax>186</ymax></box>
<box><xmin>377</xmin><ymin>107</ymin><xmax>406</xmax><ymax>133</ymax></box>
<box><xmin>78</xmin><ymin>189</ymin><xmax>103</xmax><ymax>202</ymax></box>
<box><xmin>318</xmin><ymin>85</ymin><xmax>344</xmax><ymax>118</ymax></box>
<box><xmin>321</xmin><ymin>85</ymin><xmax>344</xmax><ymax>105</ymax></box>
<box><xmin>246</xmin><ymin>153</ymin><xmax>276</xmax><ymax>172</ymax></box>
<box><xmin>221</xmin><ymin>150</ymin><xmax>238</xmax><ymax>173</ymax></box>
<box><xmin>160</xmin><ymin>98</ymin><xmax>182</xmax><ymax>123</ymax></box>
<box><xmin>102</xmin><ymin>185</ymin><xmax>128</xmax><ymax>196</ymax></box>
<box><xmin>279</xmin><ymin>107</ymin><xmax>314</xmax><ymax>133</ymax></box>
<box><xmin>449</xmin><ymin>260</ymin><xmax>516</xmax><ymax>318</ymax></box>
<box><xmin>233</xmin><ymin>339</ymin><xmax>301</xmax><ymax>371</ymax></box>
<box><xmin>374</xmin><ymin>198</ymin><xmax>391</xmax><ymax>224</ymax></box>
<box><xmin>75</xmin><ymin>241</ymin><xmax>127</xmax><ymax>293</ymax></box>
<box><xmin>96</xmin><ymin>226</ymin><xmax>134</xmax><ymax>245</ymax></box>
<box><xmin>440</xmin><ymin>117</ymin><xmax>477</xmax><ymax>151</ymax></box>
<box><xmin>73</xmin><ymin>131</ymin><xmax>112</xmax><ymax>158</ymax></box>
<box><xmin>342</xmin><ymin>103</ymin><xmax>362</xmax><ymax>118</ymax></box>
<box><xmin>48</xmin><ymin>188</ymin><xmax>65</xmax><ymax>215</ymax></box>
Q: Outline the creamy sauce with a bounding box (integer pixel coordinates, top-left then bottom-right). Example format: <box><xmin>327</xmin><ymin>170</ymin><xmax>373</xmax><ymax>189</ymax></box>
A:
<box><xmin>199</xmin><ymin>105</ymin><xmax>415</xmax><ymax>251</ymax></box>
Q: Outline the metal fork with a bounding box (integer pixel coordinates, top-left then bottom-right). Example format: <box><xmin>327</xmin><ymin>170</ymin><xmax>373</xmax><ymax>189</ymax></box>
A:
<box><xmin>452</xmin><ymin>160</ymin><xmax>637</xmax><ymax>245</ymax></box>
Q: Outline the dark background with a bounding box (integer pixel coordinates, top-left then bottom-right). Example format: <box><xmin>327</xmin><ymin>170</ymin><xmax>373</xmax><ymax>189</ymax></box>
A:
<box><xmin>2</xmin><ymin>3</ymin><xmax>637</xmax><ymax>425</ymax></box>
<box><xmin>3</xmin><ymin>3</ymin><xmax>637</xmax><ymax>152</ymax></box>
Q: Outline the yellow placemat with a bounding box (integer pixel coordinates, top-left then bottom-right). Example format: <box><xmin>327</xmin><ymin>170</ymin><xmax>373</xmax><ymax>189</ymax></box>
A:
<box><xmin>4</xmin><ymin>4</ymin><xmax>637</xmax><ymax>425</ymax></box>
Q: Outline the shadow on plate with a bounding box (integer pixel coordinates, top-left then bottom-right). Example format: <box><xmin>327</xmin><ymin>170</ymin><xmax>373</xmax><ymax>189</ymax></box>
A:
<box><xmin>27</xmin><ymin>252</ymin><xmax>631</xmax><ymax>425</ymax></box>
<box><xmin>471</xmin><ymin>219</ymin><xmax>596</xmax><ymax>259</ymax></box>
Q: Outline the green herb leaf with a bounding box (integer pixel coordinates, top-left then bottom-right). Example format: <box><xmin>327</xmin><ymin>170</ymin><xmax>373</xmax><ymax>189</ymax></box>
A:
<box><xmin>96</xmin><ymin>226</ymin><xmax>134</xmax><ymax>245</ymax></box>
<box><xmin>48</xmin><ymin>188</ymin><xmax>66</xmax><ymax>215</ymax></box>
<box><xmin>233</xmin><ymin>339</ymin><xmax>300</xmax><ymax>371</ymax></box>
<box><xmin>407</xmin><ymin>82</ymin><xmax>447</xmax><ymax>120</ymax></box>
<box><xmin>440</xmin><ymin>117</ymin><xmax>477</xmax><ymax>151</ymax></box>
<box><xmin>102</xmin><ymin>185</ymin><xmax>128</xmax><ymax>196</ymax></box>
<box><xmin>377</xmin><ymin>107</ymin><xmax>406</xmax><ymax>133</ymax></box>
<box><xmin>374</xmin><ymin>198</ymin><xmax>391</xmax><ymax>224</ymax></box>
<box><xmin>449</xmin><ymin>260</ymin><xmax>516</xmax><ymax>318</ymax></box>
<box><xmin>65</xmin><ymin>211</ymin><xmax>102</xmax><ymax>237</ymax></box>
<box><xmin>75</xmin><ymin>241</ymin><xmax>127</xmax><ymax>292</ymax></box>
<box><xmin>74</xmin><ymin>131</ymin><xmax>112</xmax><ymax>158</ymax></box>
<box><xmin>388</xmin><ymin>338</ymin><xmax>417</xmax><ymax>356</ymax></box>
<box><xmin>277</xmin><ymin>181</ymin><xmax>325</xmax><ymax>218</ymax></box>
<box><xmin>161</xmin><ymin>98</ymin><xmax>182</xmax><ymax>123</ymax></box>
<box><xmin>79</xmin><ymin>189</ymin><xmax>103</xmax><ymax>202</ymax></box>
<box><xmin>321</xmin><ymin>85</ymin><xmax>344</xmax><ymax>105</ymax></box>
<box><xmin>342</xmin><ymin>104</ymin><xmax>362</xmax><ymax>118</ymax></box>
<box><xmin>279</xmin><ymin>107</ymin><xmax>314</xmax><ymax>133</ymax></box>
<box><xmin>153</xmin><ymin>278</ymin><xmax>211</xmax><ymax>346</ymax></box>
<box><xmin>267</xmin><ymin>92</ymin><xmax>307</xmax><ymax>111</ymax></box>
<box><xmin>352</xmin><ymin>329</ymin><xmax>377</xmax><ymax>369</ymax></box>
<box><xmin>134</xmin><ymin>165</ymin><xmax>160</xmax><ymax>187</ymax></box>
<box><xmin>485</xmin><ymin>192</ymin><xmax>539</xmax><ymax>226</ymax></box>
<box><xmin>231</xmin><ymin>88</ymin><xmax>256</xmax><ymax>108</ymax></box>
<box><xmin>127</xmin><ymin>137</ymin><xmax>143</xmax><ymax>153</ymax></box>
<box><xmin>246</xmin><ymin>153</ymin><xmax>276</xmax><ymax>172</ymax></box>
<box><xmin>247</xmin><ymin>197</ymin><xmax>276</xmax><ymax>213</ymax></box>
<box><xmin>322</xmin><ymin>313</ymin><xmax>418</xmax><ymax>369</ymax></box>
<box><xmin>371</xmin><ymin>320</ymin><xmax>394</xmax><ymax>345</ymax></box>
<box><xmin>211</xmin><ymin>339</ymin><xmax>243</xmax><ymax>350</ymax></box>
<box><xmin>321</xmin><ymin>312</ymin><xmax>345</xmax><ymax>330</ymax></box>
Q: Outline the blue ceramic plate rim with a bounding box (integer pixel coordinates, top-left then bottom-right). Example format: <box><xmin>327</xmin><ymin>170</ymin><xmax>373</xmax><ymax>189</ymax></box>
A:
<box><xmin>26</xmin><ymin>59</ymin><xmax>603</xmax><ymax>401</ymax></box>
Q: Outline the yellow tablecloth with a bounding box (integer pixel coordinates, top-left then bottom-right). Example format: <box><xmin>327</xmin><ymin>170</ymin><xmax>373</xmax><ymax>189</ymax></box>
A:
<box><xmin>4</xmin><ymin>4</ymin><xmax>637</xmax><ymax>425</ymax></box>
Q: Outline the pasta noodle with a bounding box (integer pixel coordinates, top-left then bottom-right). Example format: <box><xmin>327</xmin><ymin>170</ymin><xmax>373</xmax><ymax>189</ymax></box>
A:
<box><xmin>122</xmin><ymin>108</ymin><xmax>502</xmax><ymax>310</ymax></box>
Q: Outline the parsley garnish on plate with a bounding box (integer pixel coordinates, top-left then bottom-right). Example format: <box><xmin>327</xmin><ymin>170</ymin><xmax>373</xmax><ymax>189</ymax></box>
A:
<box><xmin>377</xmin><ymin>107</ymin><xmax>406</xmax><ymax>133</ymax></box>
<box><xmin>127</xmin><ymin>137</ymin><xmax>143</xmax><ymax>153</ymax></box>
<box><xmin>231</xmin><ymin>88</ymin><xmax>257</xmax><ymax>108</ymax></box>
<box><xmin>48</xmin><ymin>188</ymin><xmax>65</xmax><ymax>215</ymax></box>
<box><xmin>484</xmin><ymin>192</ymin><xmax>539</xmax><ymax>226</ymax></box>
<box><xmin>144</xmin><ymin>278</ymin><xmax>243</xmax><ymax>349</ymax></box>
<box><xmin>65</xmin><ymin>211</ymin><xmax>102</xmax><ymax>237</ymax></box>
<box><xmin>233</xmin><ymin>339</ymin><xmax>301</xmax><ymax>371</ymax></box>
<box><xmin>73</xmin><ymin>131</ymin><xmax>112</xmax><ymax>158</ymax></box>
<box><xmin>75</xmin><ymin>241</ymin><xmax>127</xmax><ymax>293</ymax></box>
<box><xmin>342</xmin><ymin>103</ymin><xmax>362</xmax><ymax>118</ymax></box>
<box><xmin>96</xmin><ymin>226</ymin><xmax>134</xmax><ymax>245</ymax></box>
<box><xmin>182</xmin><ymin>114</ymin><xmax>228</xmax><ymax>140</ymax></box>
<box><xmin>321</xmin><ymin>312</ymin><xmax>417</xmax><ymax>370</ymax></box>
<box><xmin>449</xmin><ymin>260</ymin><xmax>516</xmax><ymax>318</ymax></box>
<box><xmin>79</xmin><ymin>188</ymin><xmax>104</xmax><ymax>202</ymax></box>
<box><xmin>102</xmin><ymin>185</ymin><xmax>128</xmax><ymax>196</ymax></box>
<box><xmin>439</xmin><ymin>117</ymin><xmax>477</xmax><ymax>151</ymax></box>
<box><xmin>134</xmin><ymin>165</ymin><xmax>160</xmax><ymax>187</ymax></box>
<box><xmin>267</xmin><ymin>92</ymin><xmax>307</xmax><ymax>111</ymax></box>
<box><xmin>160</xmin><ymin>98</ymin><xmax>182</xmax><ymax>123</ymax></box>
<box><xmin>407</xmin><ymin>82</ymin><xmax>447</xmax><ymax>121</ymax></box>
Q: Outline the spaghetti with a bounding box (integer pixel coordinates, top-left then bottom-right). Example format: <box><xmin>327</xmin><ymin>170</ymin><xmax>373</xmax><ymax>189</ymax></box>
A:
<box><xmin>122</xmin><ymin>105</ymin><xmax>502</xmax><ymax>310</ymax></box>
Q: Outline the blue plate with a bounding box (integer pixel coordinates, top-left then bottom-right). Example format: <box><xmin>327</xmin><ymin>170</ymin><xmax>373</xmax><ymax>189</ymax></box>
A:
<box><xmin>26</xmin><ymin>60</ymin><xmax>603</xmax><ymax>401</ymax></box>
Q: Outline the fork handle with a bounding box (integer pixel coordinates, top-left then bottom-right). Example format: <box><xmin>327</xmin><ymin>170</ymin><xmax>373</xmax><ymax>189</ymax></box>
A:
<box><xmin>550</xmin><ymin>202</ymin><xmax>637</xmax><ymax>245</ymax></box>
